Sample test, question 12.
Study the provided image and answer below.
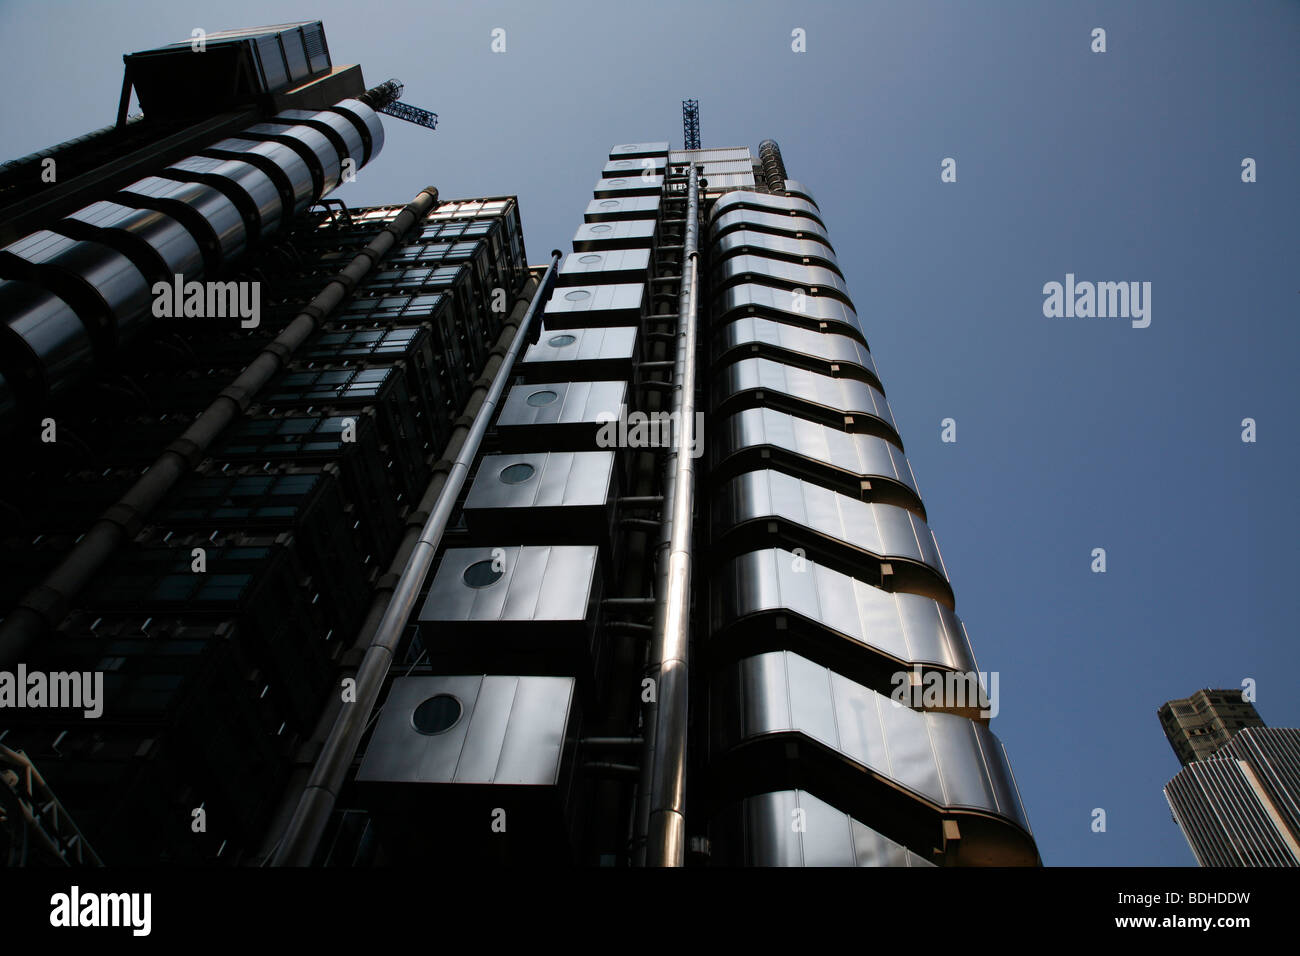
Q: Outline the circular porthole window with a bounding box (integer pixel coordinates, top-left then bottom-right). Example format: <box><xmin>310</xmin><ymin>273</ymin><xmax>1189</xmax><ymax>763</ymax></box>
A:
<box><xmin>589</xmin><ymin>224</ymin><xmax>612</xmax><ymax>233</ymax></box>
<box><xmin>607</xmin><ymin>178</ymin><xmax>627</xmax><ymax>186</ymax></box>
<box><xmin>526</xmin><ymin>389</ymin><xmax>558</xmax><ymax>407</ymax></box>
<box><xmin>599</xmin><ymin>200</ymin><xmax>620</xmax><ymax>208</ymax></box>
<box><xmin>548</xmin><ymin>334</ymin><xmax>577</xmax><ymax>347</ymax></box>
<box><xmin>565</xmin><ymin>289</ymin><xmax>591</xmax><ymax>301</ymax></box>
<box><xmin>499</xmin><ymin>462</ymin><xmax>535</xmax><ymax>484</ymax></box>
<box><xmin>578</xmin><ymin>254</ymin><xmax>602</xmax><ymax>263</ymax></box>
<box><xmin>412</xmin><ymin>694</ymin><xmax>462</xmax><ymax>735</ymax></box>
<box><xmin>611</xmin><ymin>160</ymin><xmax>632</xmax><ymax>168</ymax></box>
<box><xmin>463</xmin><ymin>559</ymin><xmax>503</xmax><ymax>588</ymax></box>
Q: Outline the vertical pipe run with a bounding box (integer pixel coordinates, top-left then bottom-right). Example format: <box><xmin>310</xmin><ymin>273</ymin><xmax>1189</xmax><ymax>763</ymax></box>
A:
<box><xmin>271</xmin><ymin>249</ymin><xmax>563</xmax><ymax>865</ymax></box>
<box><xmin>638</xmin><ymin>163</ymin><xmax>700</xmax><ymax>866</ymax></box>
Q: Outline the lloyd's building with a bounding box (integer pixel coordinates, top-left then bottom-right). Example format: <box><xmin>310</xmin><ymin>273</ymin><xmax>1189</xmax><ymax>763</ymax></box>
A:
<box><xmin>0</xmin><ymin>21</ymin><xmax>1038</xmax><ymax>867</ymax></box>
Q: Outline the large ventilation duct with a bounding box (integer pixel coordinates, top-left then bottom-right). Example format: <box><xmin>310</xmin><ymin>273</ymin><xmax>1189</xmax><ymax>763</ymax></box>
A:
<box><xmin>0</xmin><ymin>97</ymin><xmax>385</xmax><ymax>432</ymax></box>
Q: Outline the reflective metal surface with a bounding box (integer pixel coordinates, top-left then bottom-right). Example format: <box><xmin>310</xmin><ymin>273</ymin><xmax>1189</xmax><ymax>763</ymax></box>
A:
<box><xmin>592</xmin><ymin>176</ymin><xmax>663</xmax><ymax>198</ymax></box>
<box><xmin>356</xmin><ymin>674</ymin><xmax>576</xmax><ymax>786</ymax></box>
<box><xmin>713</xmin><ymin>472</ymin><xmax>951</xmax><ymax>599</ymax></box>
<box><xmin>714</xmin><ymin>356</ymin><xmax>898</xmax><ymax>440</ymax></box>
<box><xmin>782</xmin><ymin>180</ymin><xmax>818</xmax><ymax>206</ymax></box>
<box><xmin>710</xmin><ymin>190</ymin><xmax>824</xmax><ymax>225</ymax></box>
<box><xmin>327</xmin><ymin>98</ymin><xmax>386</xmax><ymax>165</ymax></box>
<box><xmin>543</xmin><ymin>282</ymin><xmax>644</xmax><ymax>327</ymax></box>
<box><xmin>496</xmin><ymin>379</ymin><xmax>628</xmax><ymax>440</ymax></box>
<box><xmin>602</xmin><ymin>157</ymin><xmax>667</xmax><ymax>178</ymax></box>
<box><xmin>714</xmin><ymin>229</ymin><xmax>841</xmax><ymax>274</ymax></box>
<box><xmin>419</xmin><ymin>544</ymin><xmax>601</xmax><ymax>625</ymax></box>
<box><xmin>607</xmin><ymin>142</ymin><xmax>670</xmax><ymax>159</ymax></box>
<box><xmin>711</xmin><ymin>207</ymin><xmax>831</xmax><ymax>245</ymax></box>
<box><xmin>61</xmin><ymin>200</ymin><xmax>204</xmax><ymax>279</ymax></box>
<box><xmin>711</xmin><ymin>790</ymin><xmax>934</xmax><ymax>866</ymax></box>
<box><xmin>118</xmin><ymin>176</ymin><xmax>246</xmax><ymax>263</ymax></box>
<box><xmin>712</xmin><ymin>407</ymin><xmax>923</xmax><ymax>516</ymax></box>
<box><xmin>710</xmin><ymin>650</ymin><xmax>1035</xmax><ymax>862</ymax></box>
<box><xmin>710</xmin><ymin>544</ymin><xmax>971</xmax><ymax>678</ymax></box>
<box><xmin>572</xmin><ymin>219</ymin><xmax>657</xmax><ymax>251</ymax></box>
<box><xmin>0</xmin><ymin>279</ymin><xmax>93</xmax><ymax>402</ymax></box>
<box><xmin>714</xmin><ymin>254</ymin><xmax>850</xmax><ymax>302</ymax></box>
<box><xmin>0</xmin><ymin>230</ymin><xmax>151</xmax><ymax>335</ymax></box>
<box><xmin>206</xmin><ymin>137</ymin><xmax>315</xmax><ymax>216</ymax></box>
<box><xmin>165</xmin><ymin>155</ymin><xmax>284</xmax><ymax>239</ymax></box>
<box><xmin>274</xmin><ymin>108</ymin><xmax>365</xmax><ymax>171</ymax></box>
<box><xmin>240</xmin><ymin>122</ymin><xmax>341</xmax><ymax>196</ymax></box>
<box><xmin>520</xmin><ymin>326</ymin><xmax>637</xmax><ymax>383</ymax></box>
<box><xmin>462</xmin><ymin>452</ymin><xmax>613</xmax><ymax>520</ymax></box>
<box><xmin>713</xmin><ymin>282</ymin><xmax>863</xmax><ymax>341</ymax></box>
<box><xmin>713</xmin><ymin>316</ymin><xmax>880</xmax><ymax>388</ymax></box>
<box><xmin>584</xmin><ymin>195</ymin><xmax>662</xmax><ymax>222</ymax></box>
<box><xmin>557</xmin><ymin>248</ymin><xmax>651</xmax><ymax>287</ymax></box>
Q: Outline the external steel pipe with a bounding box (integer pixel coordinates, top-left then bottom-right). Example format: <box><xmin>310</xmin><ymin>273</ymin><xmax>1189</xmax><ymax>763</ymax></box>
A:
<box><xmin>636</xmin><ymin>163</ymin><xmax>701</xmax><ymax>866</ymax></box>
<box><xmin>270</xmin><ymin>249</ymin><xmax>563</xmax><ymax>865</ymax></box>
<box><xmin>0</xmin><ymin>187</ymin><xmax>441</xmax><ymax>667</ymax></box>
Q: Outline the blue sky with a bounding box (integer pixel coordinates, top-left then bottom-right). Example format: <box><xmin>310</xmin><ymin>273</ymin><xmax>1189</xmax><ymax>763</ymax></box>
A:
<box><xmin>2</xmin><ymin>0</ymin><xmax>1296</xmax><ymax>866</ymax></box>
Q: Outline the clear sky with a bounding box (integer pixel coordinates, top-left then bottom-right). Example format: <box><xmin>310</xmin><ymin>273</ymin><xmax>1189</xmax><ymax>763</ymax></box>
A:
<box><xmin>2</xmin><ymin>0</ymin><xmax>1296</xmax><ymax>866</ymax></box>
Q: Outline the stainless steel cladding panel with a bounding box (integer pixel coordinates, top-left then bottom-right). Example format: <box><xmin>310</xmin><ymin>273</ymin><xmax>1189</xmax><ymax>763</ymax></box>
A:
<box><xmin>354</xmin><ymin>673</ymin><xmax>583</xmax><ymax>861</ymax></box>
<box><xmin>356</xmin><ymin>674</ymin><xmax>576</xmax><ymax>786</ymax></box>
<box><xmin>713</xmin><ymin>471</ymin><xmax>948</xmax><ymax>589</ymax></box>
<box><xmin>495</xmin><ymin>379</ymin><xmax>628</xmax><ymax>452</ymax></box>
<box><xmin>1</xmin><ymin>230</ymin><xmax>151</xmax><ymax>337</ymax></box>
<box><xmin>715</xmin><ymin>255</ymin><xmax>850</xmax><ymax>301</ymax></box>
<box><xmin>543</xmin><ymin>283</ymin><xmax>644</xmax><ymax>328</ymax></box>
<box><xmin>711</xmin><ymin>790</ymin><xmax>934</xmax><ymax>866</ymax></box>
<box><xmin>558</xmin><ymin>248</ymin><xmax>652</xmax><ymax>286</ymax></box>
<box><xmin>572</xmin><ymin>219</ymin><xmax>657</xmax><ymax>252</ymax></box>
<box><xmin>118</xmin><ymin>176</ymin><xmax>246</xmax><ymax>263</ymax></box>
<box><xmin>608</xmin><ymin>142</ymin><xmax>670</xmax><ymax>160</ymax></box>
<box><xmin>166</xmin><ymin>156</ymin><xmax>284</xmax><ymax>239</ymax></box>
<box><xmin>520</xmin><ymin>327</ymin><xmax>638</xmax><ymax>383</ymax></box>
<box><xmin>61</xmin><ymin>201</ymin><xmax>205</xmax><ymax>279</ymax></box>
<box><xmin>711</xmin><ymin>208</ymin><xmax>831</xmax><ymax>246</ymax></box>
<box><xmin>466</xmin><ymin>451</ymin><xmax>616</xmax><ymax>512</ymax></box>
<box><xmin>710</xmin><ymin>547</ymin><xmax>972</xmax><ymax>673</ymax></box>
<box><xmin>714</xmin><ymin>283</ymin><xmax>862</xmax><ymax>340</ymax></box>
<box><xmin>781</xmin><ymin>180</ymin><xmax>819</xmax><ymax>206</ymax></box>
<box><xmin>714</xmin><ymin>357</ymin><xmax>898</xmax><ymax>440</ymax></box>
<box><xmin>241</xmin><ymin>122</ymin><xmax>341</xmax><ymax>196</ymax></box>
<box><xmin>418</xmin><ymin>545</ymin><xmax>600</xmax><ymax>626</ymax></box>
<box><xmin>417</xmin><ymin>545</ymin><xmax>606</xmax><ymax>698</ymax></box>
<box><xmin>713</xmin><ymin>651</ymin><xmax>1022</xmax><ymax>818</ymax></box>
<box><xmin>593</xmin><ymin>176</ymin><xmax>663</xmax><ymax>199</ymax></box>
<box><xmin>274</xmin><ymin>108</ymin><xmax>365</xmax><ymax>170</ymax></box>
<box><xmin>585</xmin><ymin>195</ymin><xmax>662</xmax><ymax>223</ymax></box>
<box><xmin>0</xmin><ymin>280</ymin><xmax>94</xmax><ymax>400</ymax></box>
<box><xmin>207</xmin><ymin>138</ymin><xmax>315</xmax><ymax>215</ymax></box>
<box><xmin>712</xmin><ymin>407</ymin><xmax>923</xmax><ymax>517</ymax></box>
<box><xmin>601</xmin><ymin>157</ymin><xmax>667</xmax><ymax>179</ymax></box>
<box><xmin>463</xmin><ymin>451</ymin><xmax>617</xmax><ymax>547</ymax></box>
<box><xmin>711</xmin><ymin>190</ymin><xmax>824</xmax><ymax>225</ymax></box>
<box><xmin>713</xmin><ymin>316</ymin><xmax>880</xmax><ymax>388</ymax></box>
<box><xmin>327</xmin><ymin>98</ymin><xmax>386</xmax><ymax>165</ymax></box>
<box><xmin>714</xmin><ymin>230</ymin><xmax>842</xmax><ymax>274</ymax></box>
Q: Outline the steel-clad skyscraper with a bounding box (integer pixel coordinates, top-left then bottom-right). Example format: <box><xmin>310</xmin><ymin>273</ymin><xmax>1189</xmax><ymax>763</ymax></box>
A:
<box><xmin>1160</xmin><ymin>692</ymin><xmax>1299</xmax><ymax>867</ymax></box>
<box><xmin>1</xmin><ymin>22</ymin><xmax>1038</xmax><ymax>867</ymax></box>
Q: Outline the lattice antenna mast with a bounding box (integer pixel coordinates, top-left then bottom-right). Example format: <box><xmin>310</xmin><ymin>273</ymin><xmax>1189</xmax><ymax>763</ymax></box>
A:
<box><xmin>361</xmin><ymin>78</ymin><xmax>439</xmax><ymax>131</ymax></box>
<box><xmin>682</xmin><ymin>99</ymin><xmax>701</xmax><ymax>150</ymax></box>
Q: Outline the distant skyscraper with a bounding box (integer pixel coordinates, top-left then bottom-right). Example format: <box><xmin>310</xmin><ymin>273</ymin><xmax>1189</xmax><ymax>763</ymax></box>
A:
<box><xmin>1</xmin><ymin>24</ymin><xmax>1039</xmax><ymax>867</ymax></box>
<box><xmin>1159</xmin><ymin>688</ymin><xmax>1266</xmax><ymax>766</ymax></box>
<box><xmin>1163</xmin><ymin>726</ymin><xmax>1300</xmax><ymax>867</ymax></box>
